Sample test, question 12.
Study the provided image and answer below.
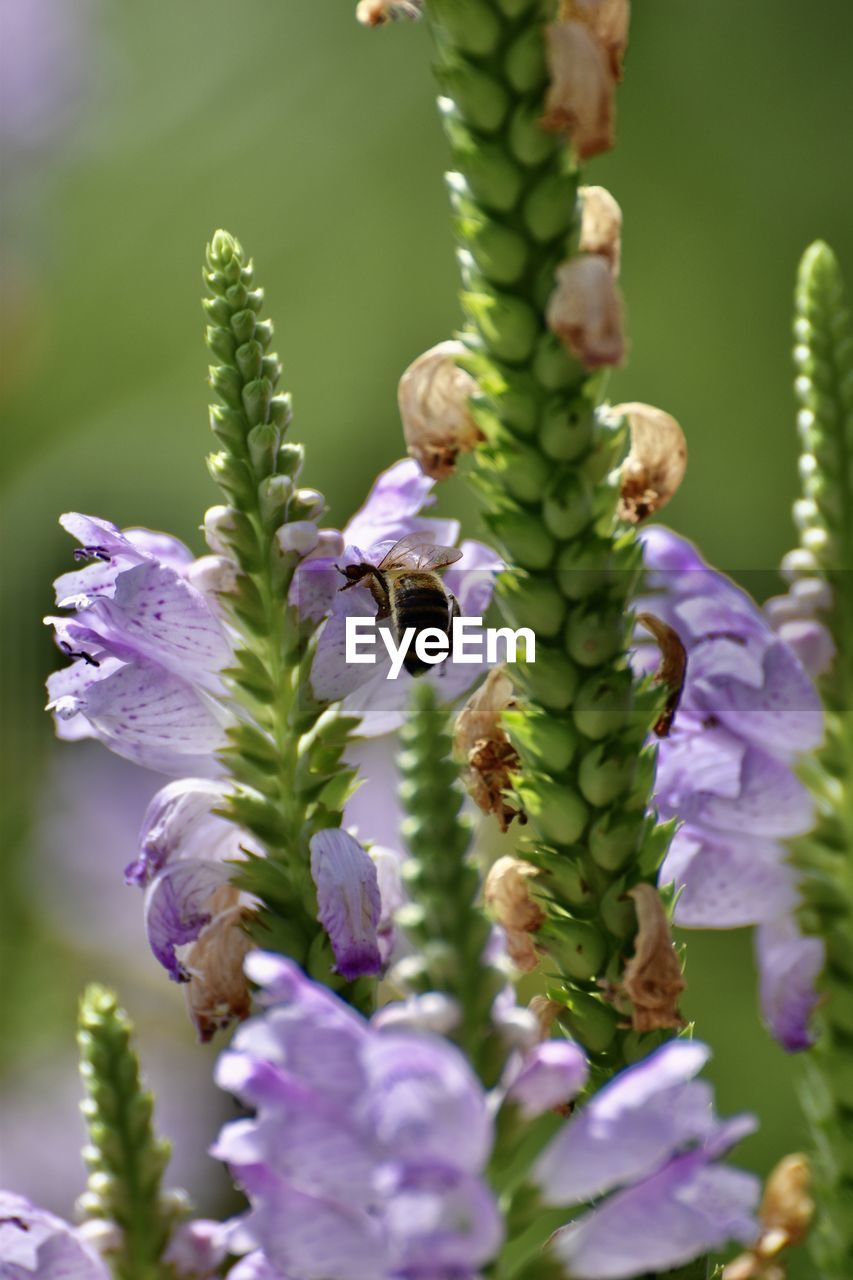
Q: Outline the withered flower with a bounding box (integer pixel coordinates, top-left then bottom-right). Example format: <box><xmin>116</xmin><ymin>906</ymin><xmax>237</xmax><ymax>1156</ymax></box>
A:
<box><xmin>398</xmin><ymin>339</ymin><xmax>483</xmax><ymax>480</ymax></box>
<box><xmin>637</xmin><ymin>612</ymin><xmax>688</xmax><ymax>738</ymax></box>
<box><xmin>559</xmin><ymin>0</ymin><xmax>631</xmax><ymax>79</ymax></box>
<box><xmin>184</xmin><ymin>885</ymin><xmax>254</xmax><ymax>1042</ymax></box>
<box><xmin>454</xmin><ymin>668</ymin><xmax>523</xmax><ymax>832</ymax></box>
<box><xmin>529</xmin><ymin>994</ymin><xmax>564</xmax><ymax>1040</ymax></box>
<box><xmin>546</xmin><ymin>254</ymin><xmax>625</xmax><ymax>370</ymax></box>
<box><xmin>723</xmin><ymin>1154</ymin><xmax>814</xmax><ymax>1280</ymax></box>
<box><xmin>484</xmin><ymin>856</ymin><xmax>544</xmax><ymax>975</ymax></box>
<box><xmin>541</xmin><ymin>22</ymin><xmax>615</xmax><ymax>160</ymax></box>
<box><xmin>356</xmin><ymin>0</ymin><xmax>423</xmax><ymax>26</ymax></box>
<box><xmin>615</xmin><ymin>401</ymin><xmax>687</xmax><ymax>524</ymax></box>
<box><xmin>615</xmin><ymin>883</ymin><xmax>686</xmax><ymax>1032</ymax></box>
<box><xmin>579</xmin><ymin>184</ymin><xmax>622</xmax><ymax>277</ymax></box>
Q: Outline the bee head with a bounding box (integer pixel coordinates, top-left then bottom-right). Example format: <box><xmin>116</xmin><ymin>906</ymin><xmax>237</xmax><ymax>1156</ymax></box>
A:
<box><xmin>337</xmin><ymin>562</ymin><xmax>372</xmax><ymax>591</ymax></box>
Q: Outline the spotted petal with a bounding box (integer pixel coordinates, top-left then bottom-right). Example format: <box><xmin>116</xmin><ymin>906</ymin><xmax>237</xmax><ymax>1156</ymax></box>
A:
<box><xmin>660</xmin><ymin>826</ymin><xmax>798</xmax><ymax>928</ymax></box>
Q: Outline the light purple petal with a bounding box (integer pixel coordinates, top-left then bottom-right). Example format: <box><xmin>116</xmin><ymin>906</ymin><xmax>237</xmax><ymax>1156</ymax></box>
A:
<box><xmin>549</xmin><ymin>1151</ymin><xmax>760</xmax><ymax>1279</ymax></box>
<box><xmin>0</xmin><ymin>1192</ymin><xmax>110</xmax><ymax>1278</ymax></box>
<box><xmin>360</xmin><ymin>1032</ymin><xmax>493</xmax><ymax>1174</ymax></box>
<box><xmin>144</xmin><ymin>857</ymin><xmax>232</xmax><ymax>979</ymax></box>
<box><xmin>310</xmin><ymin>830</ymin><xmax>382</xmax><ymax>980</ymax></box>
<box><xmin>310</xmin><ymin>603</ymin><xmax>387</xmax><ymax>703</ymax></box>
<box><xmin>127</xmin><ymin>777</ymin><xmax>241</xmax><ymax>886</ymax></box>
<box><xmin>756</xmin><ymin>915</ymin><xmax>824</xmax><ymax>1051</ymax></box>
<box><xmin>504</xmin><ymin>1042</ymin><xmax>589</xmax><ymax>1118</ymax></box>
<box><xmin>776</xmin><ymin>617</ymin><xmax>836</xmax><ymax>679</ymax></box>
<box><xmin>85</xmin><ymin>562</ymin><xmax>231</xmax><ymax>688</ymax></box>
<box><xmin>244</xmin><ymin>1179</ymin><xmax>387</xmax><ymax>1280</ymax></box>
<box><xmin>226</xmin><ymin>1251</ymin><xmax>287</xmax><ymax>1280</ymax></box>
<box><xmin>343</xmin><ymin>459</ymin><xmax>437</xmax><ymax>549</ymax></box>
<box><xmin>382</xmin><ymin>1167</ymin><xmax>503</xmax><ymax>1271</ymax></box>
<box><xmin>290</xmin><ymin>557</ymin><xmax>341</xmax><ymax>624</ymax></box>
<box><xmin>534</xmin><ymin>1041</ymin><xmax>715</xmax><ymax>1204</ymax></box>
<box><xmin>343</xmin><ymin>739</ymin><xmax>403</xmax><ymax>848</ymax></box>
<box><xmin>164</xmin><ymin>1219</ymin><xmax>227</xmax><ymax>1278</ymax></box>
<box><xmin>68</xmin><ymin>659</ymin><xmax>227</xmax><ymax>775</ymax></box>
<box><xmin>124</xmin><ymin>527</ymin><xmax>195</xmax><ymax>571</ymax></box>
<box><xmin>660</xmin><ymin>826</ymin><xmax>798</xmax><ymax>928</ymax></box>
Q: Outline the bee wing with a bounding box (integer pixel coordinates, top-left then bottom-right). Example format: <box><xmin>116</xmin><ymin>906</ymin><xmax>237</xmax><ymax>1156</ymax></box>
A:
<box><xmin>378</xmin><ymin>532</ymin><xmax>464</xmax><ymax>572</ymax></box>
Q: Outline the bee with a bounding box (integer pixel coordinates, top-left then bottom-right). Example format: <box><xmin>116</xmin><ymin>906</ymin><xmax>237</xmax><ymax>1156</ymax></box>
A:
<box><xmin>339</xmin><ymin>531</ymin><xmax>463</xmax><ymax>676</ymax></box>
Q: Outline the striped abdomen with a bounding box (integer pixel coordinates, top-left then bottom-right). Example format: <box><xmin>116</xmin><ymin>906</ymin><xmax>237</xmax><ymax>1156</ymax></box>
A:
<box><xmin>391</xmin><ymin>571</ymin><xmax>452</xmax><ymax>675</ymax></box>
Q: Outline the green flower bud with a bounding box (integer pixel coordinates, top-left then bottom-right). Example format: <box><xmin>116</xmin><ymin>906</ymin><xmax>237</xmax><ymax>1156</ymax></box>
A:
<box><xmin>487</xmin><ymin>508</ymin><xmax>555</xmax><ymax>569</ymax></box>
<box><xmin>242</xmin><ymin>377</ymin><xmax>273</xmax><ymax>426</ymax></box>
<box><xmin>556</xmin><ymin>539</ymin><xmax>614</xmax><ymax>600</ymax></box>
<box><xmin>430</xmin><ymin>0</ymin><xmax>503</xmax><ymax>58</ymax></box>
<box><xmin>565</xmin><ymin>605</ymin><xmax>625</xmax><ymax>668</ymax></box>
<box><xmin>515</xmin><ymin>643</ymin><xmax>579</xmax><ymax>710</ymax></box>
<box><xmin>277</xmin><ymin>440</ymin><xmax>304</xmax><ymax>477</ymax></box>
<box><xmin>542</xmin><ymin>469</ymin><xmax>594</xmax><ymax>539</ymax></box>
<box><xmin>578</xmin><ymin>743</ymin><xmax>635</xmax><ymax>806</ymax></box>
<box><xmin>248</xmin><ymin>422</ymin><xmax>278</xmax><ymax>476</ymax></box>
<box><xmin>441</xmin><ymin>106</ymin><xmax>524</xmax><ymax>212</ymax></box>
<box><xmin>573</xmin><ymin>671</ymin><xmax>633</xmax><ymax>741</ymax></box>
<box><xmin>539</xmin><ymin>396</ymin><xmax>595</xmax><ymax>462</ymax></box>
<box><xmin>465</xmin><ymin>217</ymin><xmax>529</xmax><ymax>286</ymax></box>
<box><xmin>600</xmin><ymin>878</ymin><xmax>637</xmax><ymax>939</ymax></box>
<box><xmin>539</xmin><ymin>917</ymin><xmax>607</xmax><ymax>982</ymax></box>
<box><xmin>438</xmin><ymin>59</ymin><xmax>510</xmax><ymax>133</ymax></box>
<box><xmin>559</xmin><ymin>989</ymin><xmax>619</xmax><ymax>1055</ymax></box>
<box><xmin>533</xmin><ymin>333</ymin><xmax>585</xmax><ymax>390</ymax></box>
<box><xmin>524</xmin><ymin>172</ymin><xmax>578</xmax><ymax>243</ymax></box>
<box><xmin>258</xmin><ymin>474</ymin><xmax>293</xmax><ymax>528</ymax></box>
<box><xmin>515</xmin><ymin>774</ymin><xmax>588</xmax><ymax>845</ymax></box>
<box><xmin>207</xmin><ymin>451</ymin><xmax>256</xmax><ymax>507</ymax></box>
<box><xmin>463</xmin><ymin>289</ymin><xmax>539</xmax><ymax>363</ymax></box>
<box><xmin>209</xmin><ymin>404</ymin><xmax>247</xmax><ymax>452</ymax></box>
<box><xmin>496</xmin><ymin>571</ymin><xmax>566</xmax><ymax>639</ymax></box>
<box><xmin>499</xmin><ymin>440</ymin><xmax>555</xmax><ymax>502</ymax></box>
<box><xmin>503</xmin><ymin>706</ymin><xmax>579</xmax><ymax>773</ymax></box>
<box><xmin>509</xmin><ymin>100</ymin><xmax>558</xmax><ymax>166</ymax></box>
<box><xmin>531</xmin><ymin>848</ymin><xmax>596</xmax><ymax>913</ymax></box>
<box><xmin>504</xmin><ymin>24</ymin><xmax>547</xmax><ymax>94</ymax></box>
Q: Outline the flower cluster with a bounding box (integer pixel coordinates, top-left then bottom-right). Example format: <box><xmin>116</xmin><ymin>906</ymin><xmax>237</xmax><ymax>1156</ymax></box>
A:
<box><xmin>211</xmin><ymin>953</ymin><xmax>760</xmax><ymax>1280</ymax></box>
<box><xmin>638</xmin><ymin>527</ymin><xmax>828</xmax><ymax>1049</ymax></box>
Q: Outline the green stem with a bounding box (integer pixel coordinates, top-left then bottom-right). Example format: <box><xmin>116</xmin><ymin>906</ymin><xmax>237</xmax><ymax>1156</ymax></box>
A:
<box><xmin>787</xmin><ymin>241</ymin><xmax>853</xmax><ymax>1278</ymax></box>
<box><xmin>202</xmin><ymin>231</ymin><xmax>372</xmax><ymax>1009</ymax></box>
<box><xmin>397</xmin><ymin>681</ymin><xmax>507</xmax><ymax>1082</ymax></box>
<box><xmin>77</xmin><ymin>986</ymin><xmax>174</xmax><ymax>1280</ymax></box>
<box><xmin>421</xmin><ymin>0</ymin><xmax>671</xmax><ymax>1073</ymax></box>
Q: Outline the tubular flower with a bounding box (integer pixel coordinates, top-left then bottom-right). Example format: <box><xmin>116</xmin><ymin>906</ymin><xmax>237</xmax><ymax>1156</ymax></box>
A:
<box><xmin>0</xmin><ymin>1193</ymin><xmax>110</xmax><ymax>1279</ymax></box>
<box><xmin>296</xmin><ymin>459</ymin><xmax>501</xmax><ymax>736</ymax></box>
<box><xmin>638</xmin><ymin>526</ymin><xmax>828</xmax><ymax>1050</ymax></box>
<box><xmin>535</xmin><ymin>1041</ymin><xmax>760</xmax><ymax>1280</ymax></box>
<box><xmin>45</xmin><ymin>515</ymin><xmax>233</xmax><ymax>775</ymax></box>
<box><xmin>212</xmin><ymin>952</ymin><xmax>503</xmax><ymax>1280</ymax></box>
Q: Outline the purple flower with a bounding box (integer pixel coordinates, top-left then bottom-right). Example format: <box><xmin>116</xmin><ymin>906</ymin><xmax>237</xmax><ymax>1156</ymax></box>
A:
<box><xmin>503</xmin><ymin>1041</ymin><xmax>589</xmax><ymax>1119</ymax></box>
<box><xmin>0</xmin><ymin>1192</ymin><xmax>109</xmax><ymax>1279</ymax></box>
<box><xmin>295</xmin><ymin>460</ymin><xmax>502</xmax><ymax>737</ymax></box>
<box><xmin>639</xmin><ymin>527</ymin><xmax>826</xmax><ymax>1050</ymax></box>
<box><xmin>212</xmin><ymin>952</ymin><xmax>503</xmax><ymax>1280</ymax></box>
<box><xmin>535</xmin><ymin>1041</ymin><xmax>760</xmax><ymax>1279</ymax></box>
<box><xmin>45</xmin><ymin>515</ymin><xmax>233</xmax><ymax>775</ymax></box>
<box><xmin>309</xmin><ymin>829</ymin><xmax>382</xmax><ymax>980</ymax></box>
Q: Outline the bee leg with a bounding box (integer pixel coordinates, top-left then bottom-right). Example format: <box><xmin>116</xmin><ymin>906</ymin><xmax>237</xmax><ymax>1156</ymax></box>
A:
<box><xmin>448</xmin><ymin>592</ymin><xmax>461</xmax><ymax>621</ymax></box>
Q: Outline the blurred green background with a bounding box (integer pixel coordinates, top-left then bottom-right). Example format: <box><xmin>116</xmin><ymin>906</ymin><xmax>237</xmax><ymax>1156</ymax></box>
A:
<box><xmin>1</xmin><ymin>1</ymin><xmax>851</xmax><ymax>1264</ymax></box>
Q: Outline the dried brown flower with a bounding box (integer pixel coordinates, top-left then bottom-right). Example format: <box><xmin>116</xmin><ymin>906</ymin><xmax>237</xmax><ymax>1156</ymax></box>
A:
<box><xmin>529</xmin><ymin>995</ymin><xmax>564</xmax><ymax>1039</ymax></box>
<box><xmin>614</xmin><ymin>883</ymin><xmax>686</xmax><ymax>1032</ymax></box>
<box><xmin>398</xmin><ymin>339</ymin><xmax>483</xmax><ymax>480</ymax></box>
<box><xmin>559</xmin><ymin>0</ymin><xmax>631</xmax><ymax>79</ymax></box>
<box><xmin>636</xmin><ymin>612</ymin><xmax>688</xmax><ymax>738</ymax></box>
<box><xmin>184</xmin><ymin>885</ymin><xmax>254</xmax><ymax>1042</ymax></box>
<box><xmin>615</xmin><ymin>401</ymin><xmax>687</xmax><ymax>524</ymax></box>
<box><xmin>546</xmin><ymin>255</ymin><xmax>625</xmax><ymax>370</ymax></box>
<box><xmin>541</xmin><ymin>22</ymin><xmax>616</xmax><ymax>159</ymax></box>
<box><xmin>484</xmin><ymin>856</ymin><xmax>544</xmax><ymax>975</ymax></box>
<box><xmin>356</xmin><ymin>0</ymin><xmax>422</xmax><ymax>26</ymax></box>
<box><xmin>579</xmin><ymin>185</ymin><xmax>622</xmax><ymax>277</ymax></box>
<box><xmin>723</xmin><ymin>1154</ymin><xmax>814</xmax><ymax>1280</ymax></box>
<box><xmin>454</xmin><ymin>668</ymin><xmax>524</xmax><ymax>832</ymax></box>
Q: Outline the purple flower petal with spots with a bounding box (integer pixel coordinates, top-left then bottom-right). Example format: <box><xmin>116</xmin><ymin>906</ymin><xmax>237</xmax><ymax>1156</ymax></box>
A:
<box><xmin>661</xmin><ymin>826</ymin><xmax>798</xmax><ymax>928</ymax></box>
<box><xmin>126</xmin><ymin>777</ymin><xmax>239</xmax><ymax>886</ymax></box>
<box><xmin>756</xmin><ymin>915</ymin><xmax>825</xmax><ymax>1051</ymax></box>
<box><xmin>309</xmin><ymin>830</ymin><xmax>382</xmax><ymax>980</ymax></box>
<box><xmin>144</xmin><ymin>856</ymin><xmax>233</xmax><ymax>980</ymax></box>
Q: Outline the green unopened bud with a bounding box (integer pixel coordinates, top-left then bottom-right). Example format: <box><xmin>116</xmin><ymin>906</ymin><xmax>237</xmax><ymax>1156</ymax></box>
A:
<box><xmin>209</xmin><ymin>404</ymin><xmax>246</xmax><ymax>452</ymax></box>
<box><xmin>543</xmin><ymin>469</ymin><xmax>594</xmax><ymax>539</ymax></box>
<box><xmin>533</xmin><ymin>333</ymin><xmax>585</xmax><ymax>390</ymax></box>
<box><xmin>556</xmin><ymin>539</ymin><xmax>614</xmax><ymax>600</ymax></box>
<box><xmin>504</xmin><ymin>23</ymin><xmax>547</xmax><ymax>94</ymax></box>
<box><xmin>438</xmin><ymin>59</ymin><xmax>509</xmax><ymax>133</ymax></box>
<box><xmin>539</xmin><ymin>917</ymin><xmax>606</xmax><ymax>982</ymax></box>
<box><xmin>509</xmin><ymin>100</ymin><xmax>558</xmax><ymax>166</ymax></box>
<box><xmin>206</xmin><ymin>324</ymin><xmax>236</xmax><ymax>363</ymax></box>
<box><xmin>289</xmin><ymin>487</ymin><xmax>326</xmax><ymax>520</ymax></box>
<box><xmin>430</xmin><ymin>0</ymin><xmax>502</xmax><ymax>57</ymax></box>
<box><xmin>258</xmin><ymin>474</ymin><xmax>293</xmax><ymax>527</ymax></box>
<box><xmin>502</xmin><ymin>440</ymin><xmax>558</xmax><ymax>503</ymax></box>
<box><xmin>515</xmin><ymin>775</ymin><xmax>588</xmax><ymax>845</ymax></box>
<box><xmin>588</xmin><ymin>813</ymin><xmax>638</xmax><ymax>871</ymax></box>
<box><xmin>236</xmin><ymin>339</ymin><xmax>264</xmax><ymax>382</ymax></box>
<box><xmin>247</xmin><ymin>422</ymin><xmax>278</xmax><ymax>476</ymax></box>
<box><xmin>463</xmin><ymin>289</ymin><xmax>539</xmax><ymax>363</ymax></box>
<box><xmin>515</xmin><ymin>644</ymin><xmax>579</xmax><ymax>710</ymax></box>
<box><xmin>207</xmin><ymin>451</ymin><xmax>255</xmax><ymax>507</ymax></box>
<box><xmin>504</xmin><ymin>705</ymin><xmax>579</xmax><ymax>773</ymax></box>
<box><xmin>242</xmin><ymin>377</ymin><xmax>273</xmax><ymax>426</ymax></box>
<box><xmin>573</xmin><ymin>671</ymin><xmax>633</xmax><ymax>740</ymax></box>
<box><xmin>558</xmin><ymin>989</ymin><xmax>619</xmax><ymax>1055</ymax></box>
<box><xmin>600</xmin><ymin>878</ymin><xmax>636</xmax><ymax>939</ymax></box>
<box><xmin>532</xmin><ymin>849</ymin><xmax>596</xmax><ymax>913</ymax></box>
<box><xmin>209</xmin><ymin>362</ymin><xmax>243</xmax><ymax>410</ymax></box>
<box><xmin>524</xmin><ymin>172</ymin><xmax>577</xmax><ymax>243</ymax></box>
<box><xmin>441</xmin><ymin>105</ymin><xmax>524</xmax><ymax>212</ymax></box>
<box><xmin>487</xmin><ymin>509</ymin><xmax>555</xmax><ymax>569</ymax></box>
<box><xmin>578</xmin><ymin>743</ymin><xmax>635</xmax><ymax>806</ymax></box>
<box><xmin>565</xmin><ymin>605</ymin><xmax>625</xmax><ymax>668</ymax></box>
<box><xmin>496</xmin><ymin>572</ymin><xmax>566</xmax><ymax>639</ymax></box>
<box><xmin>491</xmin><ymin>370</ymin><xmax>540</xmax><ymax>435</ymax></box>
<box><xmin>539</xmin><ymin>396</ymin><xmax>595</xmax><ymax>462</ymax></box>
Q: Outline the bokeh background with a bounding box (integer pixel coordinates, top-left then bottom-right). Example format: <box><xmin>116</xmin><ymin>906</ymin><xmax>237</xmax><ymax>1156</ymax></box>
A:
<box><xmin>2</xmin><ymin>1</ymin><xmax>851</xmax><ymax>1266</ymax></box>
